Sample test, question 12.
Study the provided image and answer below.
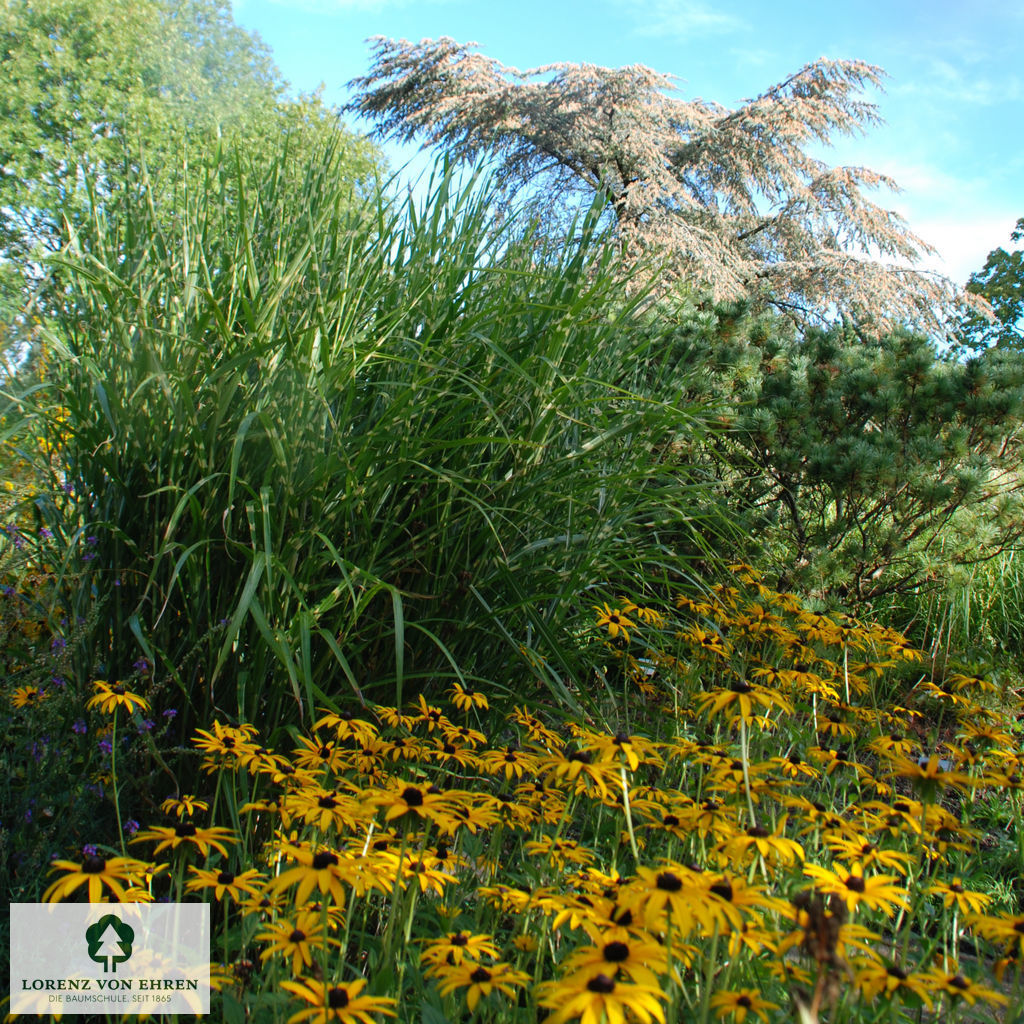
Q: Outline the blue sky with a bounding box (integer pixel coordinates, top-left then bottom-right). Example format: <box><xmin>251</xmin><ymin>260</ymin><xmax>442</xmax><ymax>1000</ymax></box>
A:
<box><xmin>230</xmin><ymin>0</ymin><xmax>1022</xmax><ymax>287</ymax></box>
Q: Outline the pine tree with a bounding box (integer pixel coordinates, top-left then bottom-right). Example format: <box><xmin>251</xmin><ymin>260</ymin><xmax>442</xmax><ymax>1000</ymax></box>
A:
<box><xmin>670</xmin><ymin>305</ymin><xmax>1024</xmax><ymax>602</ymax></box>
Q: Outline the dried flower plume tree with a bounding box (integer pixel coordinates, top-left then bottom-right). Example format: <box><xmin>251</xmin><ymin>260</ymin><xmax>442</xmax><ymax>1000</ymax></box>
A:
<box><xmin>348</xmin><ymin>37</ymin><xmax>969</xmax><ymax>334</ymax></box>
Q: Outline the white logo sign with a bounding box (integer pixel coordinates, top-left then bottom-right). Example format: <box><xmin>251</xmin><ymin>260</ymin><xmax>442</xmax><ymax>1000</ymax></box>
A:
<box><xmin>10</xmin><ymin>903</ymin><xmax>210</xmax><ymax>1015</ymax></box>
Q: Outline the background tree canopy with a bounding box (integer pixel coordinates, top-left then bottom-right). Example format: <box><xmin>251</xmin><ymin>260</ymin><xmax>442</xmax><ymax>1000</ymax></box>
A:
<box><xmin>956</xmin><ymin>217</ymin><xmax>1024</xmax><ymax>355</ymax></box>
<box><xmin>0</xmin><ymin>0</ymin><xmax>382</xmax><ymax>359</ymax></box>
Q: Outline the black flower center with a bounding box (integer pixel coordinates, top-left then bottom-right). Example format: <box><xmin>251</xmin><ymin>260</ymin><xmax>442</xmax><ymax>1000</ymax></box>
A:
<box><xmin>82</xmin><ymin>855</ymin><xmax>106</xmax><ymax>874</ymax></box>
<box><xmin>656</xmin><ymin>871</ymin><xmax>682</xmax><ymax>892</ymax></box>
<box><xmin>450</xmin><ymin>933</ymin><xmax>469</xmax><ymax>947</ymax></box>
<box><xmin>710</xmin><ymin>881</ymin><xmax>733</xmax><ymax>902</ymax></box>
<box><xmin>469</xmin><ymin>967</ymin><xmax>491</xmax><ymax>983</ymax></box>
<box><xmin>586</xmin><ymin>974</ymin><xmax>616</xmax><ymax>994</ymax></box>
<box><xmin>747</xmin><ymin>826</ymin><xmax>770</xmax><ymax>838</ymax></box>
<box><xmin>401</xmin><ymin>786</ymin><xmax>424</xmax><ymax>807</ymax></box>
<box><xmin>175</xmin><ymin>823</ymin><xmax>197</xmax><ymax>837</ymax></box>
<box><xmin>602</xmin><ymin>941</ymin><xmax>630</xmax><ymax>963</ymax></box>
<box><xmin>949</xmin><ymin>975</ymin><xmax>969</xmax><ymax>991</ymax></box>
<box><xmin>289</xmin><ymin>929</ymin><xmax>307</xmax><ymax>943</ymax></box>
<box><xmin>312</xmin><ymin>851</ymin><xmax>338</xmax><ymax>870</ymax></box>
<box><xmin>887</xmin><ymin>966</ymin><xmax>908</xmax><ymax>980</ymax></box>
<box><xmin>217</xmin><ymin>871</ymin><xmax>234</xmax><ymax>884</ymax></box>
<box><xmin>845</xmin><ymin>875</ymin><xmax>866</xmax><ymax>893</ymax></box>
<box><xmin>663</xmin><ymin>814</ymin><xmax>680</xmax><ymax>827</ymax></box>
<box><xmin>327</xmin><ymin>987</ymin><xmax>349</xmax><ymax>1009</ymax></box>
<box><xmin>737</xmin><ymin>996</ymin><xmax>752</xmax><ymax>1009</ymax></box>
<box><xmin>613</xmin><ymin>907</ymin><xmax>633</xmax><ymax>926</ymax></box>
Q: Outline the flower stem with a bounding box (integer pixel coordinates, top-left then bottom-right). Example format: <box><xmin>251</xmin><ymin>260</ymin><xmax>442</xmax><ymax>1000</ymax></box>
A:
<box><xmin>739</xmin><ymin>717</ymin><xmax>757</xmax><ymax>827</ymax></box>
<box><xmin>619</xmin><ymin>764</ymin><xmax>640</xmax><ymax>866</ymax></box>
<box><xmin>110</xmin><ymin>709</ymin><xmax>127</xmax><ymax>856</ymax></box>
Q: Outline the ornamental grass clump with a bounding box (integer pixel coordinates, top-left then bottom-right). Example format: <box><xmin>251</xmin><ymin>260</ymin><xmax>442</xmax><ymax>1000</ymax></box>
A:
<box><xmin>8</xmin><ymin>141</ymin><xmax>728</xmax><ymax>756</ymax></box>
<box><xmin>20</xmin><ymin>564</ymin><xmax>1024</xmax><ymax>1023</ymax></box>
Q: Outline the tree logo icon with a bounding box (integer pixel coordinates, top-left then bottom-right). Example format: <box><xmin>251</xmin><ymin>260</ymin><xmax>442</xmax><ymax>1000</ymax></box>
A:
<box><xmin>85</xmin><ymin>914</ymin><xmax>135</xmax><ymax>973</ymax></box>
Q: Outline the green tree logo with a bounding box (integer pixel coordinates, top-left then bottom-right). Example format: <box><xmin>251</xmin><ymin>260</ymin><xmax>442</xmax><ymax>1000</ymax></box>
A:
<box><xmin>85</xmin><ymin>915</ymin><xmax>135</xmax><ymax>973</ymax></box>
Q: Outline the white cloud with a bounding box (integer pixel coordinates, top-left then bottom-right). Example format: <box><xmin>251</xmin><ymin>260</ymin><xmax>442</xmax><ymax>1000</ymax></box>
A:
<box><xmin>908</xmin><ymin>213</ymin><xmax>1018</xmax><ymax>287</ymax></box>
<box><xmin>246</xmin><ymin>0</ymin><xmax>434</xmax><ymax>11</ymax></box>
<box><xmin>868</xmin><ymin>158</ymin><xmax>981</xmax><ymax>204</ymax></box>
<box><xmin>888</xmin><ymin>57</ymin><xmax>1023</xmax><ymax>107</ymax></box>
<box><xmin>864</xmin><ymin>163</ymin><xmax>1016</xmax><ymax>284</ymax></box>
<box><xmin>609</xmin><ymin>0</ymin><xmax>748</xmax><ymax>40</ymax></box>
<box><xmin>725</xmin><ymin>46</ymin><xmax>777</xmax><ymax>69</ymax></box>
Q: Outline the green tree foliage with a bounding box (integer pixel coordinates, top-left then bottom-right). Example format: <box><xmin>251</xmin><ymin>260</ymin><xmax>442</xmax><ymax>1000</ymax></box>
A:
<box><xmin>0</xmin><ymin>0</ymin><xmax>380</xmax><ymax>352</ymax></box>
<box><xmin>956</xmin><ymin>217</ymin><xmax>1024</xmax><ymax>354</ymax></box>
<box><xmin>668</xmin><ymin>305</ymin><xmax>1024</xmax><ymax>604</ymax></box>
